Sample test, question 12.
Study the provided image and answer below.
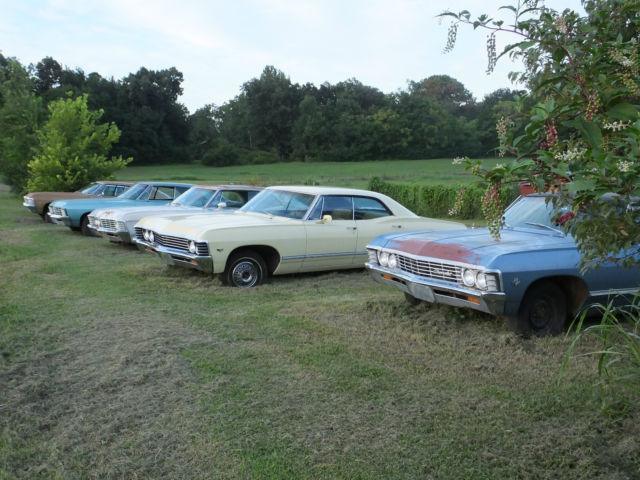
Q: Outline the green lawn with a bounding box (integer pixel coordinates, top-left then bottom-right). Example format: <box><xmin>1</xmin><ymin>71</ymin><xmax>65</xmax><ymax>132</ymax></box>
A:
<box><xmin>1</xmin><ymin>165</ymin><xmax>638</xmax><ymax>479</ymax></box>
<box><xmin>115</xmin><ymin>158</ymin><xmax>502</xmax><ymax>188</ymax></box>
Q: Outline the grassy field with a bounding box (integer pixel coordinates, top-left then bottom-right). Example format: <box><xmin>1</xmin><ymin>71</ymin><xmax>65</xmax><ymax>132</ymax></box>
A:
<box><xmin>1</xmin><ymin>167</ymin><xmax>639</xmax><ymax>479</ymax></box>
<box><xmin>114</xmin><ymin>158</ymin><xmax>501</xmax><ymax>188</ymax></box>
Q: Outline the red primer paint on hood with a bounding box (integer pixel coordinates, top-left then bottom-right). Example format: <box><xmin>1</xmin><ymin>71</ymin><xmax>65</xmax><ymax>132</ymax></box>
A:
<box><xmin>391</xmin><ymin>239</ymin><xmax>481</xmax><ymax>263</ymax></box>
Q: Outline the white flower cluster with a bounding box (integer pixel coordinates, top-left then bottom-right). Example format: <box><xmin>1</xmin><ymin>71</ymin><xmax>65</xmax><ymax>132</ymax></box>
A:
<box><xmin>604</xmin><ymin>121</ymin><xmax>631</xmax><ymax>132</ymax></box>
<box><xmin>554</xmin><ymin>148</ymin><xmax>585</xmax><ymax>162</ymax></box>
<box><xmin>452</xmin><ymin>156</ymin><xmax>465</xmax><ymax>165</ymax></box>
<box><xmin>617</xmin><ymin>160</ymin><xmax>634</xmax><ymax>172</ymax></box>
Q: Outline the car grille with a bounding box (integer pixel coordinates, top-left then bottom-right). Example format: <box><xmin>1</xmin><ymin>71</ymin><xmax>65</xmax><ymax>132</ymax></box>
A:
<box><xmin>99</xmin><ymin>218</ymin><xmax>119</xmax><ymax>231</ymax></box>
<box><xmin>135</xmin><ymin>227</ymin><xmax>209</xmax><ymax>256</ymax></box>
<box><xmin>49</xmin><ymin>206</ymin><xmax>65</xmax><ymax>216</ymax></box>
<box><xmin>396</xmin><ymin>255</ymin><xmax>461</xmax><ymax>283</ymax></box>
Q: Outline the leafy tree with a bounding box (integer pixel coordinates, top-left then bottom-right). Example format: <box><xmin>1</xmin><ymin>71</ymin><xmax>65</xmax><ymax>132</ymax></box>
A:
<box><xmin>442</xmin><ymin>0</ymin><xmax>640</xmax><ymax>269</ymax></box>
<box><xmin>242</xmin><ymin>66</ymin><xmax>303</xmax><ymax>159</ymax></box>
<box><xmin>0</xmin><ymin>57</ymin><xmax>44</xmax><ymax>193</ymax></box>
<box><xmin>408</xmin><ymin>75</ymin><xmax>475</xmax><ymax>113</ymax></box>
<box><xmin>27</xmin><ymin>94</ymin><xmax>131</xmax><ymax>191</ymax></box>
<box><xmin>113</xmin><ymin>67</ymin><xmax>189</xmax><ymax>164</ymax></box>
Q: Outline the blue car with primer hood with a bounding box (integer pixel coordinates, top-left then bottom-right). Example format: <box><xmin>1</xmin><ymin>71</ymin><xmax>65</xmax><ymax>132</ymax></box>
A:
<box><xmin>48</xmin><ymin>181</ymin><xmax>194</xmax><ymax>235</ymax></box>
<box><xmin>365</xmin><ymin>193</ymin><xmax>640</xmax><ymax>336</ymax></box>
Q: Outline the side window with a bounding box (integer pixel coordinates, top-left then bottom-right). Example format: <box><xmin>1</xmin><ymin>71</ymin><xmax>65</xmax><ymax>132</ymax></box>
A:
<box><xmin>321</xmin><ymin>196</ymin><xmax>353</xmax><ymax>220</ymax></box>
<box><xmin>115</xmin><ymin>185</ymin><xmax>128</xmax><ymax>195</ymax></box>
<box><xmin>102</xmin><ymin>185</ymin><xmax>116</xmax><ymax>196</ymax></box>
<box><xmin>354</xmin><ymin>196</ymin><xmax>391</xmax><ymax>220</ymax></box>
<box><xmin>219</xmin><ymin>191</ymin><xmax>246</xmax><ymax>208</ymax></box>
<box><xmin>174</xmin><ymin>186</ymin><xmax>190</xmax><ymax>198</ymax></box>
<box><xmin>150</xmin><ymin>186</ymin><xmax>174</xmax><ymax>200</ymax></box>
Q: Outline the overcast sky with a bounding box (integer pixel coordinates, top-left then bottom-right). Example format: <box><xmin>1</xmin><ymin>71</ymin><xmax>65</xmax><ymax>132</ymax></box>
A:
<box><xmin>1</xmin><ymin>0</ymin><xmax>584</xmax><ymax>113</ymax></box>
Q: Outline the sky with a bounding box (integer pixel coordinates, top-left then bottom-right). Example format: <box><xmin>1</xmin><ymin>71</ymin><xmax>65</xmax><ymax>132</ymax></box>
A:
<box><xmin>1</xmin><ymin>0</ymin><xmax>584</xmax><ymax>114</ymax></box>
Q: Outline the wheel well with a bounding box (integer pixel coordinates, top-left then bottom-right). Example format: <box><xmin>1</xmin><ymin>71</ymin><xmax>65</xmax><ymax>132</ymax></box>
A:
<box><xmin>226</xmin><ymin>245</ymin><xmax>280</xmax><ymax>275</ymax></box>
<box><xmin>522</xmin><ymin>276</ymin><xmax>588</xmax><ymax>317</ymax></box>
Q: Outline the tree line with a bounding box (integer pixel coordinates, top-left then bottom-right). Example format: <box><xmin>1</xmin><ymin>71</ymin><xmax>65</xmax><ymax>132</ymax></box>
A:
<box><xmin>0</xmin><ymin>53</ymin><xmax>526</xmax><ymax>192</ymax></box>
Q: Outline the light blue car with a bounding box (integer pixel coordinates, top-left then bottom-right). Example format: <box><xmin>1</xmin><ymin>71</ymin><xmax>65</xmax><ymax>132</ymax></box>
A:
<box><xmin>48</xmin><ymin>181</ymin><xmax>194</xmax><ymax>235</ymax></box>
<box><xmin>365</xmin><ymin>194</ymin><xmax>640</xmax><ymax>336</ymax></box>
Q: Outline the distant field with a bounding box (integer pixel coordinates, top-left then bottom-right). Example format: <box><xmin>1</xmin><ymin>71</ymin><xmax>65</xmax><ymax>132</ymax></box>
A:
<box><xmin>115</xmin><ymin>158</ymin><xmax>502</xmax><ymax>188</ymax></box>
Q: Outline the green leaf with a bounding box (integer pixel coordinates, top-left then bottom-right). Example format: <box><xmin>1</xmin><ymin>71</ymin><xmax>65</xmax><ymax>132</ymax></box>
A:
<box><xmin>565</xmin><ymin>119</ymin><xmax>604</xmax><ymax>151</ymax></box>
<box><xmin>606</xmin><ymin>103</ymin><xmax>640</xmax><ymax>122</ymax></box>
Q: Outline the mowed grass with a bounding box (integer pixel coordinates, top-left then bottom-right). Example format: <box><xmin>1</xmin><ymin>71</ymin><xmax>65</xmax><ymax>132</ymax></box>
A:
<box><xmin>115</xmin><ymin>158</ymin><xmax>502</xmax><ymax>188</ymax></box>
<box><xmin>1</xmin><ymin>174</ymin><xmax>639</xmax><ymax>479</ymax></box>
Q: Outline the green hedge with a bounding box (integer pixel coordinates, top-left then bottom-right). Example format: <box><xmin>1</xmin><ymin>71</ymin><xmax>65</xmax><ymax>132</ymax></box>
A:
<box><xmin>367</xmin><ymin>177</ymin><xmax>520</xmax><ymax>220</ymax></box>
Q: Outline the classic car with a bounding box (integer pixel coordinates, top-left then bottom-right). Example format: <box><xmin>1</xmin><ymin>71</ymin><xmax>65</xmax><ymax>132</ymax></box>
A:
<box><xmin>365</xmin><ymin>193</ymin><xmax>640</xmax><ymax>336</ymax></box>
<box><xmin>88</xmin><ymin>184</ymin><xmax>263</xmax><ymax>244</ymax></box>
<box><xmin>48</xmin><ymin>181</ymin><xmax>194</xmax><ymax>235</ymax></box>
<box><xmin>23</xmin><ymin>180</ymin><xmax>133</xmax><ymax>222</ymax></box>
<box><xmin>133</xmin><ymin>185</ymin><xmax>465</xmax><ymax>287</ymax></box>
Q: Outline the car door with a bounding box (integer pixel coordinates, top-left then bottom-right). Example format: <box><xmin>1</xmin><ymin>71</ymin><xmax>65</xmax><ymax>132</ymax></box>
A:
<box><xmin>353</xmin><ymin>196</ymin><xmax>404</xmax><ymax>265</ymax></box>
<box><xmin>302</xmin><ymin>195</ymin><xmax>357</xmax><ymax>271</ymax></box>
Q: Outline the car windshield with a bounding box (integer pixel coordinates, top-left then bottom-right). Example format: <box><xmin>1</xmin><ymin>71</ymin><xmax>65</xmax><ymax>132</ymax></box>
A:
<box><xmin>503</xmin><ymin>196</ymin><xmax>568</xmax><ymax>231</ymax></box>
<box><xmin>241</xmin><ymin>189</ymin><xmax>315</xmax><ymax>219</ymax></box>
<box><xmin>117</xmin><ymin>183</ymin><xmax>149</xmax><ymax>200</ymax></box>
<box><xmin>171</xmin><ymin>187</ymin><xmax>217</xmax><ymax>207</ymax></box>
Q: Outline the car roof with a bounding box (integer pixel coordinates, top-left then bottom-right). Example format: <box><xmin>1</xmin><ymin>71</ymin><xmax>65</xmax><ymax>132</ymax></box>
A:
<box><xmin>264</xmin><ymin>185</ymin><xmax>381</xmax><ymax>196</ymax></box>
<box><xmin>97</xmin><ymin>180</ymin><xmax>135</xmax><ymax>185</ymax></box>
<box><xmin>134</xmin><ymin>181</ymin><xmax>195</xmax><ymax>187</ymax></box>
<box><xmin>190</xmin><ymin>184</ymin><xmax>263</xmax><ymax>191</ymax></box>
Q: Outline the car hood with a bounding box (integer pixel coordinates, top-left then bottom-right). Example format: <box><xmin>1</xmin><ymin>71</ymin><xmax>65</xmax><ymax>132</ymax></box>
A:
<box><xmin>93</xmin><ymin>204</ymin><xmax>220</xmax><ymax>221</ymax></box>
<box><xmin>50</xmin><ymin>197</ymin><xmax>135</xmax><ymax>209</ymax></box>
<box><xmin>372</xmin><ymin>226</ymin><xmax>575</xmax><ymax>265</ymax></box>
<box><xmin>136</xmin><ymin>211</ymin><xmax>297</xmax><ymax>238</ymax></box>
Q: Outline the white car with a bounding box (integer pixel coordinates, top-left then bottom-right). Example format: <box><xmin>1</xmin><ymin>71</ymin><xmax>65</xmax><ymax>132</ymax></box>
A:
<box><xmin>88</xmin><ymin>185</ymin><xmax>262</xmax><ymax>243</ymax></box>
<box><xmin>134</xmin><ymin>185</ymin><xmax>465</xmax><ymax>287</ymax></box>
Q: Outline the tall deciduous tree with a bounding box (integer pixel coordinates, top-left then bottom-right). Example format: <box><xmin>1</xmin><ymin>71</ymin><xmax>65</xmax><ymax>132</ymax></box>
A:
<box><xmin>27</xmin><ymin>94</ymin><xmax>131</xmax><ymax>192</ymax></box>
<box><xmin>0</xmin><ymin>57</ymin><xmax>44</xmax><ymax>193</ymax></box>
<box><xmin>442</xmin><ymin>0</ymin><xmax>640</xmax><ymax>268</ymax></box>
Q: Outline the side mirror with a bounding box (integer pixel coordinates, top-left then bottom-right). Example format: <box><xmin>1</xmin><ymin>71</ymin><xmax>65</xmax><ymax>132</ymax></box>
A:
<box><xmin>217</xmin><ymin>202</ymin><xmax>228</xmax><ymax>209</ymax></box>
<box><xmin>321</xmin><ymin>214</ymin><xmax>332</xmax><ymax>223</ymax></box>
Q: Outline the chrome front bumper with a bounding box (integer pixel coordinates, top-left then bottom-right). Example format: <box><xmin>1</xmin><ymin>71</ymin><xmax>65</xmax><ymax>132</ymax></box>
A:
<box><xmin>49</xmin><ymin>214</ymin><xmax>71</xmax><ymax>226</ymax></box>
<box><xmin>366</xmin><ymin>262</ymin><xmax>506</xmax><ymax>316</ymax></box>
<box><xmin>135</xmin><ymin>240</ymin><xmax>213</xmax><ymax>273</ymax></box>
<box><xmin>97</xmin><ymin>229</ymin><xmax>132</xmax><ymax>244</ymax></box>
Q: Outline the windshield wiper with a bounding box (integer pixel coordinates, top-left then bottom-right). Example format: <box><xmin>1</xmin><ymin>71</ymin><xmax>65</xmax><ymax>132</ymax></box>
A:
<box><xmin>523</xmin><ymin>222</ymin><xmax>562</xmax><ymax>233</ymax></box>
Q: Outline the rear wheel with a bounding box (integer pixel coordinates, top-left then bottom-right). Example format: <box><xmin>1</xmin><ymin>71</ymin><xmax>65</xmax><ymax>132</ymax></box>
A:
<box><xmin>222</xmin><ymin>251</ymin><xmax>267</xmax><ymax>288</ymax></box>
<box><xmin>509</xmin><ymin>282</ymin><xmax>567</xmax><ymax>337</ymax></box>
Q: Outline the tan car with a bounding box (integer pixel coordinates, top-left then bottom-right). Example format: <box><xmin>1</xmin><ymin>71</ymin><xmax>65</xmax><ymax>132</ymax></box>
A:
<box><xmin>23</xmin><ymin>181</ymin><xmax>133</xmax><ymax>222</ymax></box>
<box><xmin>134</xmin><ymin>185</ymin><xmax>465</xmax><ymax>287</ymax></box>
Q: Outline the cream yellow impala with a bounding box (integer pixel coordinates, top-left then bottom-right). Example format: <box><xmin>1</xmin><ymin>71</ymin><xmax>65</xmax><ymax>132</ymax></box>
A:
<box><xmin>133</xmin><ymin>186</ymin><xmax>465</xmax><ymax>287</ymax></box>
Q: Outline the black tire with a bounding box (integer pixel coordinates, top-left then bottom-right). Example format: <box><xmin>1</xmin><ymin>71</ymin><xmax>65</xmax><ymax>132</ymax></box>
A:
<box><xmin>80</xmin><ymin>215</ymin><xmax>97</xmax><ymax>236</ymax></box>
<box><xmin>404</xmin><ymin>292</ymin><xmax>421</xmax><ymax>305</ymax></box>
<box><xmin>510</xmin><ymin>282</ymin><xmax>567</xmax><ymax>337</ymax></box>
<box><xmin>222</xmin><ymin>251</ymin><xmax>267</xmax><ymax>288</ymax></box>
<box><xmin>43</xmin><ymin>204</ymin><xmax>52</xmax><ymax>223</ymax></box>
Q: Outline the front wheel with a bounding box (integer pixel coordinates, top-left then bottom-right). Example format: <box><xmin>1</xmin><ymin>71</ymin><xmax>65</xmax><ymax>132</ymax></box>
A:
<box><xmin>509</xmin><ymin>282</ymin><xmax>567</xmax><ymax>337</ymax></box>
<box><xmin>404</xmin><ymin>292</ymin><xmax>421</xmax><ymax>305</ymax></box>
<box><xmin>81</xmin><ymin>215</ymin><xmax>98</xmax><ymax>236</ymax></box>
<box><xmin>222</xmin><ymin>251</ymin><xmax>267</xmax><ymax>288</ymax></box>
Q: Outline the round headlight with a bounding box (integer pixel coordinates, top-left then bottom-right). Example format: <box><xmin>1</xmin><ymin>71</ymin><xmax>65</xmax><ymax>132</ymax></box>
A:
<box><xmin>388</xmin><ymin>254</ymin><xmax>397</xmax><ymax>269</ymax></box>
<box><xmin>188</xmin><ymin>240</ymin><xmax>197</xmax><ymax>254</ymax></box>
<box><xmin>476</xmin><ymin>272</ymin><xmax>487</xmax><ymax>290</ymax></box>
<box><xmin>143</xmin><ymin>230</ymin><xmax>149</xmax><ymax>241</ymax></box>
<box><xmin>462</xmin><ymin>268</ymin><xmax>476</xmax><ymax>287</ymax></box>
<box><xmin>148</xmin><ymin>231</ymin><xmax>154</xmax><ymax>243</ymax></box>
<box><xmin>93</xmin><ymin>218</ymin><xmax>100</xmax><ymax>228</ymax></box>
<box><xmin>378</xmin><ymin>251</ymin><xmax>389</xmax><ymax>267</ymax></box>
